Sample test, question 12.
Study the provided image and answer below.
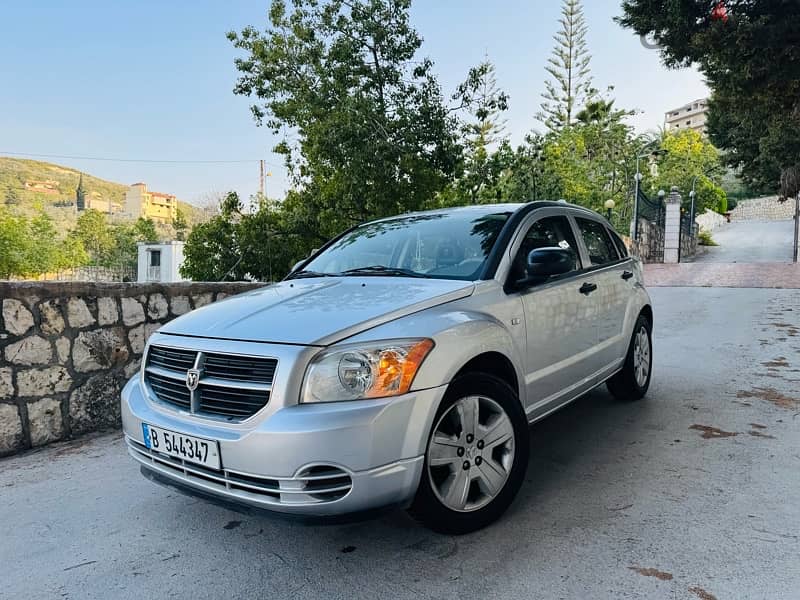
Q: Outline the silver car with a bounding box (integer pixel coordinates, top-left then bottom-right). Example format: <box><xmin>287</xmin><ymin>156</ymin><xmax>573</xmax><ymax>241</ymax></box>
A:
<box><xmin>121</xmin><ymin>202</ymin><xmax>653</xmax><ymax>533</ymax></box>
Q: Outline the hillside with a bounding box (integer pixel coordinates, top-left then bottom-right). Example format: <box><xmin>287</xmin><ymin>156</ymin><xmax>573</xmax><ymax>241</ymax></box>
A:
<box><xmin>0</xmin><ymin>156</ymin><xmax>204</xmax><ymax>223</ymax></box>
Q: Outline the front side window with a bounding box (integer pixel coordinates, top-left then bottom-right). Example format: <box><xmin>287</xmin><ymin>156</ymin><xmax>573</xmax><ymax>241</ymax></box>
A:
<box><xmin>576</xmin><ymin>218</ymin><xmax>620</xmax><ymax>266</ymax></box>
<box><xmin>296</xmin><ymin>210</ymin><xmax>512</xmax><ymax>281</ymax></box>
<box><xmin>510</xmin><ymin>215</ymin><xmax>581</xmax><ymax>282</ymax></box>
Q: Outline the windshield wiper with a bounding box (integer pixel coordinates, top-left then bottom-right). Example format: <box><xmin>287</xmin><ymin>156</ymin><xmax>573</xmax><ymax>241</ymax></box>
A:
<box><xmin>340</xmin><ymin>265</ymin><xmax>430</xmax><ymax>278</ymax></box>
<box><xmin>285</xmin><ymin>270</ymin><xmax>338</xmax><ymax>280</ymax></box>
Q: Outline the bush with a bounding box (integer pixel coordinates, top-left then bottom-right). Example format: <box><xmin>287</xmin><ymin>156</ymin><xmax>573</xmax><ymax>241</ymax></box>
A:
<box><xmin>698</xmin><ymin>229</ymin><xmax>718</xmax><ymax>246</ymax></box>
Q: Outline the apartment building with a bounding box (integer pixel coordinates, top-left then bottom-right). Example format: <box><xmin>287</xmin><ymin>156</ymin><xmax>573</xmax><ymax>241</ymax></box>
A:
<box><xmin>124</xmin><ymin>182</ymin><xmax>178</xmax><ymax>224</ymax></box>
<box><xmin>664</xmin><ymin>98</ymin><xmax>709</xmax><ymax>135</ymax></box>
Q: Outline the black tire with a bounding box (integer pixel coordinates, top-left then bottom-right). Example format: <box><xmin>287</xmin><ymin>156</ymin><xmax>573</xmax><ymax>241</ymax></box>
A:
<box><xmin>607</xmin><ymin>314</ymin><xmax>652</xmax><ymax>401</ymax></box>
<box><xmin>408</xmin><ymin>372</ymin><xmax>529</xmax><ymax>535</ymax></box>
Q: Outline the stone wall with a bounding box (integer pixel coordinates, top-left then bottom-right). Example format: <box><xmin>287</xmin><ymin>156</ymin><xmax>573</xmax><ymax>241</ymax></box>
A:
<box><xmin>0</xmin><ymin>281</ymin><xmax>261</xmax><ymax>456</ymax></box>
<box><xmin>631</xmin><ymin>217</ymin><xmax>665</xmax><ymax>263</ymax></box>
<box><xmin>730</xmin><ymin>196</ymin><xmax>797</xmax><ymax>221</ymax></box>
<box><xmin>695</xmin><ymin>208</ymin><xmax>726</xmax><ymax>232</ymax></box>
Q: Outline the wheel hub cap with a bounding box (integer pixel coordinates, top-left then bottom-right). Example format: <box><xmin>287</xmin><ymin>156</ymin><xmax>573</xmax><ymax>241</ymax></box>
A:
<box><xmin>426</xmin><ymin>395</ymin><xmax>515</xmax><ymax>513</ymax></box>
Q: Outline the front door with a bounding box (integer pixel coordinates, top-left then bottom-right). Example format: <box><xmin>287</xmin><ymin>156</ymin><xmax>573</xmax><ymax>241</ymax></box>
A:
<box><xmin>508</xmin><ymin>213</ymin><xmax>598</xmax><ymax>415</ymax></box>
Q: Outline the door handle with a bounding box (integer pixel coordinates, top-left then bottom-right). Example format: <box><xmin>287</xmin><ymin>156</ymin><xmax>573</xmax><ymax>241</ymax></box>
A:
<box><xmin>621</xmin><ymin>270</ymin><xmax>634</xmax><ymax>280</ymax></box>
<box><xmin>579</xmin><ymin>282</ymin><xmax>598</xmax><ymax>295</ymax></box>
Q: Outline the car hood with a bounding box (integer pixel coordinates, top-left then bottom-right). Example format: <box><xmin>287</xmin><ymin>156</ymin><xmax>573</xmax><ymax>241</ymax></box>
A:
<box><xmin>159</xmin><ymin>277</ymin><xmax>476</xmax><ymax>346</ymax></box>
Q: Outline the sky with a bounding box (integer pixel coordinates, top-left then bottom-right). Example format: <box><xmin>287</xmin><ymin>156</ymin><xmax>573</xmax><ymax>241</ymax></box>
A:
<box><xmin>0</xmin><ymin>0</ymin><xmax>708</xmax><ymax>206</ymax></box>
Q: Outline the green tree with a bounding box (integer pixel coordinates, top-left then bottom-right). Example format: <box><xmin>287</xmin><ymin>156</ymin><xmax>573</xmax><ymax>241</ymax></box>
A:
<box><xmin>0</xmin><ymin>208</ymin><xmax>89</xmax><ymax>278</ymax></box>
<box><xmin>450</xmin><ymin>59</ymin><xmax>511</xmax><ymax>205</ymax></box>
<box><xmin>538</xmin><ymin>0</ymin><xmax>594</xmax><ymax>132</ymax></box>
<box><xmin>0</xmin><ymin>209</ymin><xmax>27</xmax><ymax>278</ymax></box>
<box><xmin>227</xmin><ymin>0</ymin><xmax>461</xmax><ymax>247</ymax></box>
<box><xmin>4</xmin><ymin>186</ymin><xmax>19</xmax><ymax>206</ymax></box>
<box><xmin>172</xmin><ymin>207</ymin><xmax>189</xmax><ymax>241</ymax></box>
<box><xmin>618</xmin><ymin>0</ymin><xmax>800</xmax><ymax>194</ymax></box>
<box><xmin>72</xmin><ymin>209</ymin><xmax>114</xmax><ymax>263</ymax></box>
<box><xmin>181</xmin><ymin>191</ymin><xmax>312</xmax><ymax>282</ymax></box>
<box><xmin>650</xmin><ymin>129</ymin><xmax>727</xmax><ymax>215</ymax></box>
<box><xmin>181</xmin><ymin>192</ymin><xmax>242</xmax><ymax>281</ymax></box>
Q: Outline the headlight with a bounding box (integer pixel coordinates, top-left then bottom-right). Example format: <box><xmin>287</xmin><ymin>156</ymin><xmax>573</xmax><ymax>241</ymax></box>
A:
<box><xmin>301</xmin><ymin>338</ymin><xmax>434</xmax><ymax>403</ymax></box>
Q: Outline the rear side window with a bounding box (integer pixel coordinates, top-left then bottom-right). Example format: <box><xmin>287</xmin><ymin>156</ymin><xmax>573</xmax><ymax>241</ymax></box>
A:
<box><xmin>608</xmin><ymin>229</ymin><xmax>629</xmax><ymax>258</ymax></box>
<box><xmin>575</xmin><ymin>218</ymin><xmax>620</xmax><ymax>266</ymax></box>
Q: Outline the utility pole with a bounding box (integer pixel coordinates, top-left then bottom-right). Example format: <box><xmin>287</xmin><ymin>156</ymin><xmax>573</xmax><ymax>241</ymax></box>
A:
<box><xmin>259</xmin><ymin>160</ymin><xmax>265</xmax><ymax>197</ymax></box>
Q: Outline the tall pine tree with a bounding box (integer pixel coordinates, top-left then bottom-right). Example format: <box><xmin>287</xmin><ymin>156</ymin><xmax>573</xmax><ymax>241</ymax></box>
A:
<box><xmin>538</xmin><ymin>0</ymin><xmax>593</xmax><ymax>133</ymax></box>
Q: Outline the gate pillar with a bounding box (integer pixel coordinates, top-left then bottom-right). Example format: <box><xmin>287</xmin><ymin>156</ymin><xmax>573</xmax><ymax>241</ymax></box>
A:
<box><xmin>664</xmin><ymin>187</ymin><xmax>682</xmax><ymax>264</ymax></box>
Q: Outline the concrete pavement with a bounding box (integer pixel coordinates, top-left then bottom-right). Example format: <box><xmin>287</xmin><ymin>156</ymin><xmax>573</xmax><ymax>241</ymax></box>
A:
<box><xmin>2</xmin><ymin>288</ymin><xmax>799</xmax><ymax>600</ymax></box>
<box><xmin>691</xmin><ymin>219</ymin><xmax>795</xmax><ymax>263</ymax></box>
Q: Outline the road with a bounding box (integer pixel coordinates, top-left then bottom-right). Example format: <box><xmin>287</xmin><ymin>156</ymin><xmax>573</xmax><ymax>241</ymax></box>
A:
<box><xmin>3</xmin><ymin>287</ymin><xmax>800</xmax><ymax>600</ymax></box>
<box><xmin>692</xmin><ymin>219</ymin><xmax>796</xmax><ymax>263</ymax></box>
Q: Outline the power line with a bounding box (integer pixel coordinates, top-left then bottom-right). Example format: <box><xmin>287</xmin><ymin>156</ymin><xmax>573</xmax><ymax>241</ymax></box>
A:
<box><xmin>0</xmin><ymin>151</ymin><xmax>283</xmax><ymax>167</ymax></box>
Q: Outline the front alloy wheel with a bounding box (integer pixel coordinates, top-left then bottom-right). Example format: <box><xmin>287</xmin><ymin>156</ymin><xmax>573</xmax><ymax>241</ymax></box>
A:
<box><xmin>409</xmin><ymin>373</ymin><xmax>529</xmax><ymax>534</ymax></box>
<box><xmin>427</xmin><ymin>395</ymin><xmax>515</xmax><ymax>512</ymax></box>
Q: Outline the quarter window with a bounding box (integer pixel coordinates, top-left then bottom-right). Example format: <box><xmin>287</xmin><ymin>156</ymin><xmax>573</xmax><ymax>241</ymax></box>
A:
<box><xmin>510</xmin><ymin>215</ymin><xmax>581</xmax><ymax>282</ymax></box>
<box><xmin>575</xmin><ymin>218</ymin><xmax>620</xmax><ymax>266</ymax></box>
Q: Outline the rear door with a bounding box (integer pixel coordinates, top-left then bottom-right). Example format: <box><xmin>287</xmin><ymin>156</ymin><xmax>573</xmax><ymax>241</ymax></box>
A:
<box><xmin>572</xmin><ymin>217</ymin><xmax>629</xmax><ymax>376</ymax></box>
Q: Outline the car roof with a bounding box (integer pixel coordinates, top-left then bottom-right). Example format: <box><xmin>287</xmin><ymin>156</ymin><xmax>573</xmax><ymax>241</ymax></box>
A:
<box><xmin>367</xmin><ymin>201</ymin><xmax>601</xmax><ymax>224</ymax></box>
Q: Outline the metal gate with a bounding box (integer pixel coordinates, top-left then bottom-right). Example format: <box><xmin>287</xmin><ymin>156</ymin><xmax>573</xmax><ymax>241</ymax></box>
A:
<box><xmin>678</xmin><ymin>211</ymin><xmax>696</xmax><ymax>262</ymax></box>
<box><xmin>635</xmin><ymin>189</ymin><xmax>666</xmax><ymax>263</ymax></box>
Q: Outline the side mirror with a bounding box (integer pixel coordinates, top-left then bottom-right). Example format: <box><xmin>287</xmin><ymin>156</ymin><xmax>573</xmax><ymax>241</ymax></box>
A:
<box><xmin>525</xmin><ymin>247</ymin><xmax>575</xmax><ymax>281</ymax></box>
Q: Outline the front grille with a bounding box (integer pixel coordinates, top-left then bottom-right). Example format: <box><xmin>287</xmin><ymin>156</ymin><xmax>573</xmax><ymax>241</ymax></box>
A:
<box><xmin>147</xmin><ymin>346</ymin><xmax>196</xmax><ymax>371</ymax></box>
<box><xmin>147</xmin><ymin>371</ymin><xmax>191</xmax><ymax>409</ymax></box>
<box><xmin>127</xmin><ymin>437</ymin><xmax>353</xmax><ymax>504</ymax></box>
<box><xmin>143</xmin><ymin>345</ymin><xmax>277</xmax><ymax>421</ymax></box>
<box><xmin>203</xmin><ymin>354</ymin><xmax>277</xmax><ymax>383</ymax></box>
<box><xmin>199</xmin><ymin>384</ymin><xmax>269</xmax><ymax>418</ymax></box>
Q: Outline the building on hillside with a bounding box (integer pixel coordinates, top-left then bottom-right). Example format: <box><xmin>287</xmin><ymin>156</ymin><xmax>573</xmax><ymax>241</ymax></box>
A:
<box><xmin>137</xmin><ymin>241</ymin><xmax>187</xmax><ymax>283</ymax></box>
<box><xmin>24</xmin><ymin>180</ymin><xmax>60</xmax><ymax>194</ymax></box>
<box><xmin>125</xmin><ymin>182</ymin><xmax>178</xmax><ymax>224</ymax></box>
<box><xmin>664</xmin><ymin>98</ymin><xmax>709</xmax><ymax>135</ymax></box>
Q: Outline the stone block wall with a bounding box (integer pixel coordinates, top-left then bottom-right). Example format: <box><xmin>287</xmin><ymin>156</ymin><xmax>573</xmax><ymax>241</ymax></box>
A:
<box><xmin>0</xmin><ymin>281</ymin><xmax>261</xmax><ymax>456</ymax></box>
<box><xmin>730</xmin><ymin>196</ymin><xmax>797</xmax><ymax>221</ymax></box>
<box><xmin>695</xmin><ymin>209</ymin><xmax>726</xmax><ymax>232</ymax></box>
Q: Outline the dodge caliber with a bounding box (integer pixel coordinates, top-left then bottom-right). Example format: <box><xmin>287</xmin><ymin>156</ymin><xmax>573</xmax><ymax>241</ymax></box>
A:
<box><xmin>122</xmin><ymin>201</ymin><xmax>653</xmax><ymax>533</ymax></box>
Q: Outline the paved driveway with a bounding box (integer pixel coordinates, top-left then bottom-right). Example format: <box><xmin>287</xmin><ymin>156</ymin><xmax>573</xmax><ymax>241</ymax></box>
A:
<box><xmin>3</xmin><ymin>288</ymin><xmax>799</xmax><ymax>600</ymax></box>
<box><xmin>692</xmin><ymin>219</ymin><xmax>795</xmax><ymax>263</ymax></box>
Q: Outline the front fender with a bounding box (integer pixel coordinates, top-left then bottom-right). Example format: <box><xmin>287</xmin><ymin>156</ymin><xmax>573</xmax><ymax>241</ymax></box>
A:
<box><xmin>344</xmin><ymin>306</ymin><xmax>527</xmax><ymax>406</ymax></box>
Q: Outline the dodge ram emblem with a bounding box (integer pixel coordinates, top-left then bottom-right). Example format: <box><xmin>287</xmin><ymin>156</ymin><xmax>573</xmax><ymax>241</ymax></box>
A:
<box><xmin>185</xmin><ymin>369</ymin><xmax>200</xmax><ymax>392</ymax></box>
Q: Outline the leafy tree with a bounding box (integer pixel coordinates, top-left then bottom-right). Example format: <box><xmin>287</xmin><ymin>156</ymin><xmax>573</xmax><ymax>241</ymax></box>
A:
<box><xmin>72</xmin><ymin>209</ymin><xmax>114</xmax><ymax>262</ymax></box>
<box><xmin>650</xmin><ymin>129</ymin><xmax>727</xmax><ymax>215</ymax></box>
<box><xmin>181</xmin><ymin>192</ymin><xmax>242</xmax><ymax>281</ymax></box>
<box><xmin>618</xmin><ymin>0</ymin><xmax>800</xmax><ymax>194</ymax></box>
<box><xmin>449</xmin><ymin>59</ymin><xmax>511</xmax><ymax>204</ymax></box>
<box><xmin>227</xmin><ymin>0</ymin><xmax>461</xmax><ymax>247</ymax></box>
<box><xmin>4</xmin><ymin>186</ymin><xmax>19</xmax><ymax>206</ymax></box>
<box><xmin>0</xmin><ymin>209</ymin><xmax>27</xmax><ymax>278</ymax></box>
<box><xmin>0</xmin><ymin>208</ymin><xmax>89</xmax><ymax>278</ymax></box>
<box><xmin>172</xmin><ymin>207</ymin><xmax>189</xmax><ymax>240</ymax></box>
<box><xmin>499</xmin><ymin>134</ymin><xmax>560</xmax><ymax>203</ymax></box>
<box><xmin>538</xmin><ymin>0</ymin><xmax>594</xmax><ymax>132</ymax></box>
<box><xmin>134</xmin><ymin>218</ymin><xmax>158</xmax><ymax>243</ymax></box>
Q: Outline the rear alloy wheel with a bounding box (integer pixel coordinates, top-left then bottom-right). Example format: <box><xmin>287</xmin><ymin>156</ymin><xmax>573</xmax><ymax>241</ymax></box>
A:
<box><xmin>607</xmin><ymin>314</ymin><xmax>652</xmax><ymax>401</ymax></box>
<box><xmin>409</xmin><ymin>373</ymin><xmax>529</xmax><ymax>534</ymax></box>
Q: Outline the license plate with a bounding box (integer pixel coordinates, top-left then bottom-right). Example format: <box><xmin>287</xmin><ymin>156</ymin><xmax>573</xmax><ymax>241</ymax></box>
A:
<box><xmin>142</xmin><ymin>423</ymin><xmax>220</xmax><ymax>470</ymax></box>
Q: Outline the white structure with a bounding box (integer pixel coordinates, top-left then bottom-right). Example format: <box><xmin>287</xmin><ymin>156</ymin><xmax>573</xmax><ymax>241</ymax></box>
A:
<box><xmin>664</xmin><ymin>98</ymin><xmax>709</xmax><ymax>135</ymax></box>
<box><xmin>137</xmin><ymin>241</ymin><xmax>187</xmax><ymax>283</ymax></box>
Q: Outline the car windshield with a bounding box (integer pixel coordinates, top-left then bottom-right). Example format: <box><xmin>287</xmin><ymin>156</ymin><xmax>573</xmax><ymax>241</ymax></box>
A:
<box><xmin>296</xmin><ymin>210</ymin><xmax>513</xmax><ymax>281</ymax></box>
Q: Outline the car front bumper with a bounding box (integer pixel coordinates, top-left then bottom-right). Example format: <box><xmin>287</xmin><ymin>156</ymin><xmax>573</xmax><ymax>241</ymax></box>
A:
<box><xmin>121</xmin><ymin>376</ymin><xmax>445</xmax><ymax>517</ymax></box>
